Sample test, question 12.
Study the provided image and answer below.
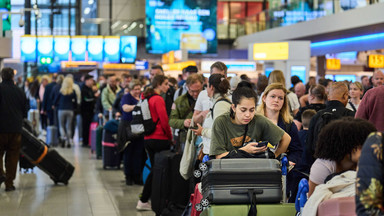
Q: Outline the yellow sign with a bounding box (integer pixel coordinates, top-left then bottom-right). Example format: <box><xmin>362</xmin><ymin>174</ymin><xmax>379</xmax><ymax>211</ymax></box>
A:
<box><xmin>103</xmin><ymin>63</ymin><xmax>135</xmax><ymax>69</ymax></box>
<box><xmin>253</xmin><ymin>42</ymin><xmax>289</xmax><ymax>60</ymax></box>
<box><xmin>162</xmin><ymin>61</ymin><xmax>196</xmax><ymax>71</ymax></box>
<box><xmin>368</xmin><ymin>54</ymin><xmax>384</xmax><ymax>68</ymax></box>
<box><xmin>326</xmin><ymin>59</ymin><xmax>341</xmax><ymax>70</ymax></box>
<box><xmin>180</xmin><ymin>33</ymin><xmax>207</xmax><ymax>52</ymax></box>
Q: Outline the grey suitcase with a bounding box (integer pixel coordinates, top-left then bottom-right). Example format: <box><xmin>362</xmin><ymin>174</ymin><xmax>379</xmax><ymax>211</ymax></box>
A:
<box><xmin>46</xmin><ymin>125</ymin><xmax>59</xmax><ymax>147</ymax></box>
<box><xmin>201</xmin><ymin>158</ymin><xmax>282</xmax><ymax>204</ymax></box>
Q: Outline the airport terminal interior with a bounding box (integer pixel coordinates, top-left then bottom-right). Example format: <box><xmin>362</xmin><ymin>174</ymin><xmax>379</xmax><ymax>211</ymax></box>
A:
<box><xmin>0</xmin><ymin>0</ymin><xmax>384</xmax><ymax>215</ymax></box>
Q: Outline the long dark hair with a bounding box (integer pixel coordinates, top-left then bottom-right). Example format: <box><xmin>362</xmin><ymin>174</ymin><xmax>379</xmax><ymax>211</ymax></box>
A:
<box><xmin>143</xmin><ymin>74</ymin><xmax>167</xmax><ymax>98</ymax></box>
<box><xmin>209</xmin><ymin>74</ymin><xmax>230</xmax><ymax>97</ymax></box>
<box><xmin>230</xmin><ymin>86</ymin><xmax>258</xmax><ymax>119</ymax></box>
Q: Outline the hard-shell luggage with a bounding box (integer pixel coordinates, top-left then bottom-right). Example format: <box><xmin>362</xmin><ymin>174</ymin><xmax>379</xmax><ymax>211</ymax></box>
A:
<box><xmin>317</xmin><ymin>197</ymin><xmax>356</xmax><ymax>216</ymax></box>
<box><xmin>46</xmin><ymin>125</ymin><xmax>59</xmax><ymax>146</ymax></box>
<box><xmin>201</xmin><ymin>159</ymin><xmax>282</xmax><ymax>205</ymax></box>
<box><xmin>28</xmin><ymin>109</ymin><xmax>40</xmax><ymax>134</ymax></box>
<box><xmin>95</xmin><ymin>125</ymin><xmax>103</xmax><ymax>159</ymax></box>
<box><xmin>152</xmin><ymin>150</ymin><xmax>190</xmax><ymax>215</ymax></box>
<box><xmin>38</xmin><ymin>149</ymin><xmax>75</xmax><ymax>185</ymax></box>
<box><xmin>201</xmin><ymin>203</ymin><xmax>296</xmax><ymax>216</ymax></box>
<box><xmin>89</xmin><ymin>122</ymin><xmax>98</xmax><ymax>151</ymax></box>
<box><xmin>102</xmin><ymin>128</ymin><xmax>121</xmax><ymax>169</ymax></box>
<box><xmin>21</xmin><ymin>128</ymin><xmax>75</xmax><ymax>185</ymax></box>
<box><xmin>19</xmin><ymin>154</ymin><xmax>35</xmax><ymax>173</ymax></box>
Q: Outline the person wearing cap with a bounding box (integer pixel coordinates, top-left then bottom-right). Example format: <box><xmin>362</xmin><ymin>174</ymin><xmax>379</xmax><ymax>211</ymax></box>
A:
<box><xmin>81</xmin><ymin>74</ymin><xmax>96</xmax><ymax>147</ymax></box>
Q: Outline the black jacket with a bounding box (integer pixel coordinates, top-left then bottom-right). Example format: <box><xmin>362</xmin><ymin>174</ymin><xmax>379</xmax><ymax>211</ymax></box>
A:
<box><xmin>42</xmin><ymin>81</ymin><xmax>56</xmax><ymax>112</ymax></box>
<box><xmin>0</xmin><ymin>80</ymin><xmax>28</xmax><ymax>133</ymax></box>
<box><xmin>81</xmin><ymin>84</ymin><xmax>96</xmax><ymax>114</ymax></box>
<box><xmin>303</xmin><ymin>100</ymin><xmax>355</xmax><ymax>172</ymax></box>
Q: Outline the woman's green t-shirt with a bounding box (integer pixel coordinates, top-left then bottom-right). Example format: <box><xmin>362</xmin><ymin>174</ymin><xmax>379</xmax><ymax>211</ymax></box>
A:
<box><xmin>210</xmin><ymin>113</ymin><xmax>285</xmax><ymax>156</ymax></box>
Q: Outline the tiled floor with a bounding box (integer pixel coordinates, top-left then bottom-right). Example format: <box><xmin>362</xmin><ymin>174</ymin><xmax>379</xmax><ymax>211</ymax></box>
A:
<box><xmin>0</xmin><ymin>142</ymin><xmax>155</xmax><ymax>216</ymax></box>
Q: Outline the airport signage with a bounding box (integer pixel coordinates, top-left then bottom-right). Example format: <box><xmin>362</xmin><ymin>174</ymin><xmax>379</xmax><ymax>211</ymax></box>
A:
<box><xmin>368</xmin><ymin>54</ymin><xmax>384</xmax><ymax>68</ymax></box>
<box><xmin>326</xmin><ymin>58</ymin><xmax>341</xmax><ymax>70</ymax></box>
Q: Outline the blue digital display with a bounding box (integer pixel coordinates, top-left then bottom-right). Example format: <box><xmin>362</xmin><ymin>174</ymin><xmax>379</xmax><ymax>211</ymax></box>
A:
<box><xmin>54</xmin><ymin>36</ymin><xmax>70</xmax><ymax>61</ymax></box>
<box><xmin>290</xmin><ymin>66</ymin><xmax>306</xmax><ymax>84</ymax></box>
<box><xmin>135</xmin><ymin>60</ymin><xmax>149</xmax><ymax>70</ymax></box>
<box><xmin>265</xmin><ymin>67</ymin><xmax>274</xmax><ymax>77</ymax></box>
<box><xmin>145</xmin><ymin>0</ymin><xmax>217</xmax><ymax>54</ymax></box>
<box><xmin>87</xmin><ymin>36</ymin><xmax>104</xmax><ymax>62</ymax></box>
<box><xmin>37</xmin><ymin>36</ymin><xmax>54</xmax><ymax>61</ymax></box>
<box><xmin>20</xmin><ymin>36</ymin><xmax>36</xmax><ymax>62</ymax></box>
<box><xmin>334</xmin><ymin>75</ymin><xmax>356</xmax><ymax>82</ymax></box>
<box><xmin>104</xmin><ymin>37</ymin><xmax>120</xmax><ymax>63</ymax></box>
<box><xmin>71</xmin><ymin>36</ymin><xmax>87</xmax><ymax>61</ymax></box>
<box><xmin>325</xmin><ymin>74</ymin><xmax>334</xmax><ymax>80</ymax></box>
<box><xmin>120</xmin><ymin>36</ymin><xmax>137</xmax><ymax>63</ymax></box>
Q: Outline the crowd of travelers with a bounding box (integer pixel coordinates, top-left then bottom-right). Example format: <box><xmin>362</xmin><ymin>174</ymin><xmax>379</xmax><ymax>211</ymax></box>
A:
<box><xmin>0</xmin><ymin>64</ymin><xmax>383</xmax><ymax>215</ymax></box>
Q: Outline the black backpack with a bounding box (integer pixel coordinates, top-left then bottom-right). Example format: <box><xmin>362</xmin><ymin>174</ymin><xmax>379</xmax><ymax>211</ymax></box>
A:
<box><xmin>130</xmin><ymin>95</ymin><xmax>158</xmax><ymax>136</ymax></box>
<box><xmin>311</xmin><ymin>109</ymin><xmax>342</xmax><ymax>153</ymax></box>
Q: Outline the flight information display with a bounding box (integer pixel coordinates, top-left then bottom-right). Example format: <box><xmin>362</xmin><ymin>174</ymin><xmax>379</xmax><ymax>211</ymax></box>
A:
<box><xmin>54</xmin><ymin>36</ymin><xmax>70</xmax><ymax>61</ymax></box>
<box><xmin>37</xmin><ymin>36</ymin><xmax>54</xmax><ymax>61</ymax></box>
<box><xmin>87</xmin><ymin>36</ymin><xmax>104</xmax><ymax>62</ymax></box>
<box><xmin>71</xmin><ymin>36</ymin><xmax>87</xmax><ymax>61</ymax></box>
<box><xmin>145</xmin><ymin>0</ymin><xmax>217</xmax><ymax>54</ymax></box>
<box><xmin>20</xmin><ymin>35</ymin><xmax>36</xmax><ymax>62</ymax></box>
<box><xmin>104</xmin><ymin>36</ymin><xmax>120</xmax><ymax>63</ymax></box>
<box><xmin>120</xmin><ymin>36</ymin><xmax>137</xmax><ymax>63</ymax></box>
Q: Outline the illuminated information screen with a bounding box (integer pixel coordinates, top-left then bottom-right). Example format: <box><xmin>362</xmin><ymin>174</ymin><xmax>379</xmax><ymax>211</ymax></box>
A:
<box><xmin>253</xmin><ymin>42</ymin><xmax>289</xmax><ymax>60</ymax></box>
<box><xmin>37</xmin><ymin>36</ymin><xmax>54</xmax><ymax>62</ymax></box>
<box><xmin>54</xmin><ymin>36</ymin><xmax>70</xmax><ymax>61</ymax></box>
<box><xmin>87</xmin><ymin>36</ymin><xmax>104</xmax><ymax>62</ymax></box>
<box><xmin>120</xmin><ymin>36</ymin><xmax>137</xmax><ymax>63</ymax></box>
<box><xmin>71</xmin><ymin>36</ymin><xmax>87</xmax><ymax>61</ymax></box>
<box><xmin>145</xmin><ymin>0</ymin><xmax>217</xmax><ymax>54</ymax></box>
<box><xmin>104</xmin><ymin>36</ymin><xmax>120</xmax><ymax>63</ymax></box>
<box><xmin>20</xmin><ymin>35</ymin><xmax>36</xmax><ymax>62</ymax></box>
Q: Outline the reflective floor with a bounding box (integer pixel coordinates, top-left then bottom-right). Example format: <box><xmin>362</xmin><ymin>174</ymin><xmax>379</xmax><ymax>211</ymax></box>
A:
<box><xmin>0</xmin><ymin>140</ymin><xmax>155</xmax><ymax>216</ymax></box>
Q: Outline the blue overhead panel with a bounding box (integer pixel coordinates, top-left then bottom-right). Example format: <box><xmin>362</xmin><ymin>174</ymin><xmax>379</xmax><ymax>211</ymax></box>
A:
<box><xmin>71</xmin><ymin>36</ymin><xmax>87</xmax><ymax>61</ymax></box>
<box><xmin>120</xmin><ymin>36</ymin><xmax>137</xmax><ymax>63</ymax></box>
<box><xmin>87</xmin><ymin>36</ymin><xmax>104</xmax><ymax>62</ymax></box>
<box><xmin>145</xmin><ymin>0</ymin><xmax>217</xmax><ymax>54</ymax></box>
<box><xmin>37</xmin><ymin>36</ymin><xmax>54</xmax><ymax>63</ymax></box>
<box><xmin>54</xmin><ymin>36</ymin><xmax>70</xmax><ymax>61</ymax></box>
<box><xmin>20</xmin><ymin>35</ymin><xmax>36</xmax><ymax>62</ymax></box>
<box><xmin>104</xmin><ymin>36</ymin><xmax>120</xmax><ymax>63</ymax></box>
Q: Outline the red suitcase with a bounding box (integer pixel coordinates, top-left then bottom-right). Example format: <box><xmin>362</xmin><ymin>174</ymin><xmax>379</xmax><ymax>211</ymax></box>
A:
<box><xmin>317</xmin><ymin>197</ymin><xmax>356</xmax><ymax>216</ymax></box>
<box><xmin>191</xmin><ymin>183</ymin><xmax>203</xmax><ymax>216</ymax></box>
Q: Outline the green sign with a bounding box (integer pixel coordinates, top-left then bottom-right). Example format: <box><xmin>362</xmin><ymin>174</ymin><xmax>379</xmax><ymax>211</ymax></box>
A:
<box><xmin>0</xmin><ymin>0</ymin><xmax>11</xmax><ymax>33</ymax></box>
<box><xmin>40</xmin><ymin>57</ymin><xmax>53</xmax><ymax>65</ymax></box>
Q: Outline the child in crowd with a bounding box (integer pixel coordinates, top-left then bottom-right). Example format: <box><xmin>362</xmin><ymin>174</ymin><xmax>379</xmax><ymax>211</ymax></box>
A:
<box><xmin>298</xmin><ymin>109</ymin><xmax>316</xmax><ymax>149</ymax></box>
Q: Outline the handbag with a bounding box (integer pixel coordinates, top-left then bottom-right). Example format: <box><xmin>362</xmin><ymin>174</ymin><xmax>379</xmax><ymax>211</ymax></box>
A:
<box><xmin>180</xmin><ymin>119</ymin><xmax>198</xmax><ymax>180</ymax></box>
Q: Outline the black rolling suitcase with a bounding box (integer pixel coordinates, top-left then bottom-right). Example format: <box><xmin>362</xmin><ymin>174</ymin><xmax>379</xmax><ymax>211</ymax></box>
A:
<box><xmin>151</xmin><ymin>150</ymin><xmax>190</xmax><ymax>215</ymax></box>
<box><xmin>201</xmin><ymin>158</ymin><xmax>282</xmax><ymax>205</ymax></box>
<box><xmin>21</xmin><ymin>128</ymin><xmax>75</xmax><ymax>185</ymax></box>
<box><xmin>38</xmin><ymin>149</ymin><xmax>75</xmax><ymax>185</ymax></box>
<box><xmin>102</xmin><ymin>127</ymin><xmax>121</xmax><ymax>169</ymax></box>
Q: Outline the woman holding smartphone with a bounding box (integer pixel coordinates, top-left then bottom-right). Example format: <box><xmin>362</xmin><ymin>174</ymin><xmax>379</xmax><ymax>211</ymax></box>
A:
<box><xmin>210</xmin><ymin>85</ymin><xmax>291</xmax><ymax>159</ymax></box>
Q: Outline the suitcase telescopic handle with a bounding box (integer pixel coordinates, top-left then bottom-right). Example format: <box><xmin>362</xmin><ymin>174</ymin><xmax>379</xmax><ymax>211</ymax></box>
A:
<box><xmin>230</xmin><ymin>189</ymin><xmax>263</xmax><ymax>195</ymax></box>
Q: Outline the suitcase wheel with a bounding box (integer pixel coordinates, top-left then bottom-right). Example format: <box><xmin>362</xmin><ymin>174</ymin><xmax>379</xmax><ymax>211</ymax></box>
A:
<box><xmin>195</xmin><ymin>203</ymin><xmax>203</xmax><ymax>212</ymax></box>
<box><xmin>199</xmin><ymin>163</ymin><xmax>208</xmax><ymax>172</ymax></box>
<box><xmin>200</xmin><ymin>198</ymin><xmax>209</xmax><ymax>207</ymax></box>
<box><xmin>54</xmin><ymin>181</ymin><xmax>58</xmax><ymax>185</ymax></box>
<box><xmin>103</xmin><ymin>165</ymin><xmax>106</xmax><ymax>170</ymax></box>
<box><xmin>194</xmin><ymin>170</ymin><xmax>202</xmax><ymax>179</ymax></box>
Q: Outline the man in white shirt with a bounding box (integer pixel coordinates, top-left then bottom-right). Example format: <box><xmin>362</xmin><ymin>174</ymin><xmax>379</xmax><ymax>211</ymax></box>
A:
<box><xmin>193</xmin><ymin>61</ymin><xmax>227</xmax><ymax>124</ymax></box>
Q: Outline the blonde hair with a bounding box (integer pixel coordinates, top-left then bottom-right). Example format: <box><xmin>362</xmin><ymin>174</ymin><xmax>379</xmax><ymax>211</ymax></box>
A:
<box><xmin>257</xmin><ymin>83</ymin><xmax>293</xmax><ymax>123</ymax></box>
<box><xmin>350</xmin><ymin>81</ymin><xmax>363</xmax><ymax>92</ymax></box>
<box><xmin>268</xmin><ymin>70</ymin><xmax>286</xmax><ymax>88</ymax></box>
<box><xmin>60</xmin><ymin>77</ymin><xmax>74</xmax><ymax>95</ymax></box>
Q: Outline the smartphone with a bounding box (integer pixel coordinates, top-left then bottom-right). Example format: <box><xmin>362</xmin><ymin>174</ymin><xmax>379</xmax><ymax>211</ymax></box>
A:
<box><xmin>257</xmin><ymin>141</ymin><xmax>269</xmax><ymax>147</ymax></box>
<box><xmin>189</xmin><ymin>126</ymin><xmax>198</xmax><ymax>130</ymax></box>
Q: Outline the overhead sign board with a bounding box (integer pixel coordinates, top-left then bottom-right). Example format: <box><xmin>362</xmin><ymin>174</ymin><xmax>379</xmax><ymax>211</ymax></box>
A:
<box><xmin>368</xmin><ymin>54</ymin><xmax>384</xmax><ymax>68</ymax></box>
<box><xmin>326</xmin><ymin>58</ymin><xmax>341</xmax><ymax>70</ymax></box>
<box><xmin>253</xmin><ymin>42</ymin><xmax>289</xmax><ymax>60</ymax></box>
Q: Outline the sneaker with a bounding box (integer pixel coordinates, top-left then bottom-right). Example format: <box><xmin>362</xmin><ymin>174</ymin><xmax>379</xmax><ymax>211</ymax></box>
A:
<box><xmin>136</xmin><ymin>200</ymin><xmax>152</xmax><ymax>211</ymax></box>
<box><xmin>5</xmin><ymin>186</ymin><xmax>15</xmax><ymax>192</ymax></box>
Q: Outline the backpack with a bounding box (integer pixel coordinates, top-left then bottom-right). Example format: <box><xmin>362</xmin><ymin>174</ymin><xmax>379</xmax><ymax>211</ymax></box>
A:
<box><xmin>131</xmin><ymin>95</ymin><xmax>158</xmax><ymax>136</ymax></box>
<box><xmin>210</xmin><ymin>97</ymin><xmax>231</xmax><ymax>119</ymax></box>
<box><xmin>311</xmin><ymin>109</ymin><xmax>342</xmax><ymax>153</ymax></box>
